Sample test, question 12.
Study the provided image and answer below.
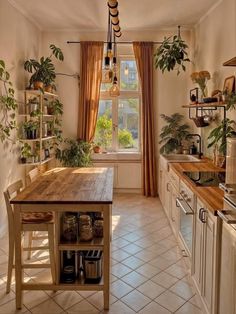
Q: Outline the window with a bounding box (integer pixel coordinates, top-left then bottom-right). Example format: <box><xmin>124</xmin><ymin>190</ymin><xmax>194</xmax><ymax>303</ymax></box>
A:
<box><xmin>95</xmin><ymin>57</ymin><xmax>141</xmax><ymax>152</ymax></box>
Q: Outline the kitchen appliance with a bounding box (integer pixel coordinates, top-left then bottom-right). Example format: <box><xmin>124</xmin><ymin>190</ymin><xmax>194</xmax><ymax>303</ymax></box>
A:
<box><xmin>83</xmin><ymin>250</ymin><xmax>102</xmax><ymax>283</ymax></box>
<box><xmin>176</xmin><ymin>181</ymin><xmax>194</xmax><ymax>256</ymax></box>
<box><xmin>183</xmin><ymin>171</ymin><xmax>225</xmax><ymax>187</ymax></box>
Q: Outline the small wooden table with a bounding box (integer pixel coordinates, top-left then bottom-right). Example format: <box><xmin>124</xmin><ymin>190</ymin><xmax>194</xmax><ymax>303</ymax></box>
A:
<box><xmin>11</xmin><ymin>167</ymin><xmax>113</xmax><ymax>310</ymax></box>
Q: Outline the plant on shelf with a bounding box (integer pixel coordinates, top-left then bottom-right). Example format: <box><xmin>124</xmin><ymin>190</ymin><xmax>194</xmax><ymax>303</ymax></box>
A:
<box><xmin>47</xmin><ymin>99</ymin><xmax>63</xmax><ymax>115</ymax></box>
<box><xmin>20</xmin><ymin>142</ymin><xmax>32</xmax><ymax>163</ymax></box>
<box><xmin>93</xmin><ymin>141</ymin><xmax>102</xmax><ymax>153</ymax></box>
<box><xmin>24</xmin><ymin>44</ymin><xmax>64</xmax><ymax>91</ymax></box>
<box><xmin>154</xmin><ymin>26</ymin><xmax>190</xmax><ymax>75</ymax></box>
<box><xmin>56</xmin><ymin>138</ymin><xmax>92</xmax><ymax>167</ymax></box>
<box><xmin>22</xmin><ymin>120</ymin><xmax>39</xmax><ymax>139</ymax></box>
<box><xmin>191</xmin><ymin>71</ymin><xmax>211</xmax><ymax>98</ymax></box>
<box><xmin>159</xmin><ymin>113</ymin><xmax>190</xmax><ymax>154</ymax></box>
<box><xmin>207</xmin><ymin>119</ymin><xmax>236</xmax><ymax>167</ymax></box>
<box><xmin>0</xmin><ymin>59</ymin><xmax>18</xmax><ymax>143</ymax></box>
<box><xmin>223</xmin><ymin>91</ymin><xmax>236</xmax><ymax>110</ymax></box>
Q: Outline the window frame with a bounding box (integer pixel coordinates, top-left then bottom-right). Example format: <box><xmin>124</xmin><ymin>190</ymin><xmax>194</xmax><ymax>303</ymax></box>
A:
<box><xmin>99</xmin><ymin>55</ymin><xmax>141</xmax><ymax>153</ymax></box>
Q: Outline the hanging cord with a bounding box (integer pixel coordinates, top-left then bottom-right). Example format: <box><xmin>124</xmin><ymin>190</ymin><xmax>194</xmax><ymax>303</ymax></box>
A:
<box><xmin>178</xmin><ymin>25</ymin><xmax>181</xmax><ymax>38</ymax></box>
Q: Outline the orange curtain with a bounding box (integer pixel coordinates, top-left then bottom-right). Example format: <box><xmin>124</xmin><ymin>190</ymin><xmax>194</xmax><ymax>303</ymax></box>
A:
<box><xmin>77</xmin><ymin>41</ymin><xmax>104</xmax><ymax>142</ymax></box>
<box><xmin>133</xmin><ymin>42</ymin><xmax>157</xmax><ymax>197</ymax></box>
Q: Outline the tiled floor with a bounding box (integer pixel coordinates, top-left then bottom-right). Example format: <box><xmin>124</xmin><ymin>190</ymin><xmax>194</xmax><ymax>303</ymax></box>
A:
<box><xmin>0</xmin><ymin>194</ymin><xmax>203</xmax><ymax>313</ymax></box>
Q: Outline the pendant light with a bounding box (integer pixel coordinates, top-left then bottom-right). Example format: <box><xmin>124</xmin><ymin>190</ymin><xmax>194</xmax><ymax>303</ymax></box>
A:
<box><xmin>102</xmin><ymin>8</ymin><xmax>113</xmax><ymax>83</ymax></box>
<box><xmin>109</xmin><ymin>34</ymin><xmax>120</xmax><ymax>97</ymax></box>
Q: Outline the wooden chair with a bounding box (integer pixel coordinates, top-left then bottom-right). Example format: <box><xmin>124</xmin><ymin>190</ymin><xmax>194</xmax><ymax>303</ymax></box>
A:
<box><xmin>4</xmin><ymin>180</ymin><xmax>56</xmax><ymax>293</ymax></box>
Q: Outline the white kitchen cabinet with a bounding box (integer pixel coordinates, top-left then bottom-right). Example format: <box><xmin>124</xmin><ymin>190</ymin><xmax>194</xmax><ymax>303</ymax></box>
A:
<box><xmin>170</xmin><ymin>184</ymin><xmax>180</xmax><ymax>237</ymax></box>
<box><xmin>192</xmin><ymin>198</ymin><xmax>219</xmax><ymax>314</ymax></box>
<box><xmin>218</xmin><ymin>200</ymin><xmax>236</xmax><ymax>314</ymax></box>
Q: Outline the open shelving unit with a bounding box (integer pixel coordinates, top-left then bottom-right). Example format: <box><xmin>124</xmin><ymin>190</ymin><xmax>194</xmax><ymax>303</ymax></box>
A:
<box><xmin>19</xmin><ymin>90</ymin><xmax>59</xmax><ymax>166</ymax></box>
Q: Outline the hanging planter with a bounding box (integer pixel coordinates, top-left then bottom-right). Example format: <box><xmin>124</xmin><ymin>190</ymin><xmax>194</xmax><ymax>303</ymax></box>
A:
<box><xmin>154</xmin><ymin>26</ymin><xmax>190</xmax><ymax>75</ymax></box>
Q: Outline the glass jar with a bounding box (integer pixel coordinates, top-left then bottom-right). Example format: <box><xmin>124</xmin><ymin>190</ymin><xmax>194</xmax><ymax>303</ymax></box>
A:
<box><xmin>79</xmin><ymin>215</ymin><xmax>93</xmax><ymax>241</ymax></box>
<box><xmin>94</xmin><ymin>220</ymin><xmax>103</xmax><ymax>238</ymax></box>
<box><xmin>62</xmin><ymin>214</ymin><xmax>78</xmax><ymax>242</ymax></box>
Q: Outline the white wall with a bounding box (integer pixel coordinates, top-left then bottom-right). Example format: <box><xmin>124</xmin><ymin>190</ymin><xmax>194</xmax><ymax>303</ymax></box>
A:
<box><xmin>41</xmin><ymin>29</ymin><xmax>193</xmax><ymax>156</ymax></box>
<box><xmin>0</xmin><ymin>0</ymin><xmax>41</xmax><ymax>236</ymax></box>
<box><xmin>193</xmin><ymin>0</ymin><xmax>236</xmax><ymax>155</ymax></box>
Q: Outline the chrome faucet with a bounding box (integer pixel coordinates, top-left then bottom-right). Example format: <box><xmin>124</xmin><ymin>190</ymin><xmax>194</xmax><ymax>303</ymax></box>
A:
<box><xmin>187</xmin><ymin>134</ymin><xmax>203</xmax><ymax>159</ymax></box>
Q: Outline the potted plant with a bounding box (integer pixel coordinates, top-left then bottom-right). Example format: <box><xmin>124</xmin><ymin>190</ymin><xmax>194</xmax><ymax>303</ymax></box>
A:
<box><xmin>20</xmin><ymin>143</ymin><xmax>32</xmax><ymax>163</ymax></box>
<box><xmin>93</xmin><ymin>142</ymin><xmax>102</xmax><ymax>153</ymax></box>
<box><xmin>24</xmin><ymin>44</ymin><xmax>64</xmax><ymax>90</ymax></box>
<box><xmin>47</xmin><ymin>99</ymin><xmax>63</xmax><ymax>115</ymax></box>
<box><xmin>159</xmin><ymin>113</ymin><xmax>190</xmax><ymax>154</ymax></box>
<box><xmin>22</xmin><ymin>120</ymin><xmax>39</xmax><ymax>139</ymax></box>
<box><xmin>207</xmin><ymin>118</ymin><xmax>236</xmax><ymax>167</ymax></box>
<box><xmin>191</xmin><ymin>71</ymin><xmax>211</xmax><ymax>100</ymax></box>
<box><xmin>56</xmin><ymin>139</ymin><xmax>92</xmax><ymax>167</ymax></box>
<box><xmin>154</xmin><ymin>26</ymin><xmax>190</xmax><ymax>75</ymax></box>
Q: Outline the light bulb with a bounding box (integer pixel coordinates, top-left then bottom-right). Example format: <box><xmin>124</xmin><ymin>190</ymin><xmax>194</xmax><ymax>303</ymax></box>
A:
<box><xmin>109</xmin><ymin>76</ymin><xmax>120</xmax><ymax>97</ymax></box>
<box><xmin>102</xmin><ymin>69</ymin><xmax>113</xmax><ymax>83</ymax></box>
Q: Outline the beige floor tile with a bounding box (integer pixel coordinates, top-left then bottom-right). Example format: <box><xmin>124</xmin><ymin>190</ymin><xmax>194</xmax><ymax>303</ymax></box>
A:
<box><xmin>86</xmin><ymin>291</ymin><xmax>105</xmax><ymax>310</ymax></box>
<box><xmin>66</xmin><ymin>299</ymin><xmax>100</xmax><ymax>313</ymax></box>
<box><xmin>112</xmin><ymin>249</ymin><xmax>130</xmax><ymax>262</ymax></box>
<box><xmin>122</xmin><ymin>243</ymin><xmax>142</xmax><ymax>255</ymax></box>
<box><xmin>0</xmin><ymin>287</ymin><xmax>15</xmax><ymax>306</ymax></box>
<box><xmin>175</xmin><ymin>301</ymin><xmax>203</xmax><ymax>314</ymax></box>
<box><xmin>165</xmin><ymin>264</ymin><xmax>187</xmax><ymax>279</ymax></box>
<box><xmin>121</xmin><ymin>271</ymin><xmax>148</xmax><ymax>288</ymax></box>
<box><xmin>148</xmin><ymin>256</ymin><xmax>174</xmax><ymax>270</ymax></box>
<box><xmin>0</xmin><ymin>299</ymin><xmax>29</xmax><ymax>314</ymax></box>
<box><xmin>137</xmin><ymin>280</ymin><xmax>165</xmax><ymax>299</ymax></box>
<box><xmin>112</xmin><ymin>238</ymin><xmax>130</xmax><ymax>249</ymax></box>
<box><xmin>170</xmin><ymin>279</ymin><xmax>195</xmax><ymax>300</ymax></box>
<box><xmin>122</xmin><ymin>232</ymin><xmax>140</xmax><ymax>242</ymax></box>
<box><xmin>102</xmin><ymin>300</ymin><xmax>135</xmax><ymax>313</ymax></box>
<box><xmin>152</xmin><ymin>271</ymin><xmax>179</xmax><ymax>289</ymax></box>
<box><xmin>121</xmin><ymin>290</ymin><xmax>151</xmax><ymax>312</ymax></box>
<box><xmin>111</xmin><ymin>279</ymin><xmax>133</xmax><ymax>299</ymax></box>
<box><xmin>138</xmin><ymin>301</ymin><xmax>171</xmax><ymax>314</ymax></box>
<box><xmin>135</xmin><ymin>263</ymin><xmax>161</xmax><ymax>279</ymax></box>
<box><xmin>134</xmin><ymin>249</ymin><xmax>159</xmax><ymax>262</ymax></box>
<box><xmin>121</xmin><ymin>255</ymin><xmax>145</xmax><ymax>270</ymax></box>
<box><xmin>23</xmin><ymin>290</ymin><xmax>50</xmax><ymax>309</ymax></box>
<box><xmin>111</xmin><ymin>263</ymin><xmax>132</xmax><ymax>278</ymax></box>
<box><xmin>155</xmin><ymin>290</ymin><xmax>186</xmax><ymax>312</ymax></box>
<box><xmin>53</xmin><ymin>291</ymin><xmax>83</xmax><ymax>310</ymax></box>
<box><xmin>31</xmin><ymin>298</ymin><xmax>65</xmax><ymax>314</ymax></box>
<box><xmin>189</xmin><ymin>294</ymin><xmax>203</xmax><ymax>309</ymax></box>
<box><xmin>77</xmin><ymin>290</ymin><xmax>96</xmax><ymax>298</ymax></box>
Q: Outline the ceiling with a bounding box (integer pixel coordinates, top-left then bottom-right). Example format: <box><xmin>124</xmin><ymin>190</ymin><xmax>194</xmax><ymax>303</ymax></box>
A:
<box><xmin>10</xmin><ymin>0</ymin><xmax>218</xmax><ymax>31</ymax></box>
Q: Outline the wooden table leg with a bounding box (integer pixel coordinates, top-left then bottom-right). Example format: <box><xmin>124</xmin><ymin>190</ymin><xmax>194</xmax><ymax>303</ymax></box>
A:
<box><xmin>103</xmin><ymin>204</ymin><xmax>111</xmax><ymax>310</ymax></box>
<box><xmin>14</xmin><ymin>205</ymin><xmax>23</xmax><ymax>309</ymax></box>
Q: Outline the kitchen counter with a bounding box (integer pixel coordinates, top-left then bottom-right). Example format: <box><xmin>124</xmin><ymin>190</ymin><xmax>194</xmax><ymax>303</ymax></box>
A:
<box><xmin>169</xmin><ymin>160</ymin><xmax>225</xmax><ymax>215</ymax></box>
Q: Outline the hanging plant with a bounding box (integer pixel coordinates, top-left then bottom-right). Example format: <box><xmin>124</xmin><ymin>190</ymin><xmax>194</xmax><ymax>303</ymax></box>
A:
<box><xmin>0</xmin><ymin>60</ymin><xmax>18</xmax><ymax>143</ymax></box>
<box><xmin>154</xmin><ymin>26</ymin><xmax>190</xmax><ymax>75</ymax></box>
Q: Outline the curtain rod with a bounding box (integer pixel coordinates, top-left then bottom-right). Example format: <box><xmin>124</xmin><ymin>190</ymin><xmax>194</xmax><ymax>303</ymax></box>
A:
<box><xmin>67</xmin><ymin>40</ymin><xmax>162</xmax><ymax>45</ymax></box>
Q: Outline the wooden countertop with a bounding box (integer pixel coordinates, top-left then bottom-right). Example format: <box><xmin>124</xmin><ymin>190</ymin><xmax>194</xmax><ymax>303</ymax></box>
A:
<box><xmin>169</xmin><ymin>160</ymin><xmax>224</xmax><ymax>215</ymax></box>
<box><xmin>11</xmin><ymin>167</ymin><xmax>114</xmax><ymax>204</ymax></box>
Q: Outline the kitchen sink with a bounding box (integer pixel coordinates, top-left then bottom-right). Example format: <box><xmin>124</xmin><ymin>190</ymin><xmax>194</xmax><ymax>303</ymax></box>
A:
<box><xmin>161</xmin><ymin>154</ymin><xmax>202</xmax><ymax>163</ymax></box>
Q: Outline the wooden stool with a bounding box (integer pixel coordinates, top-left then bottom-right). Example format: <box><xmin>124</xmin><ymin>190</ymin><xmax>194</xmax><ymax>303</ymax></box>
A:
<box><xmin>4</xmin><ymin>180</ymin><xmax>56</xmax><ymax>293</ymax></box>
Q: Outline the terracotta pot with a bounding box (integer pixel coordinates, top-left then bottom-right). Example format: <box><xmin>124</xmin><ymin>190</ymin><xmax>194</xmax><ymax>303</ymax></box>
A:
<box><xmin>44</xmin><ymin>85</ymin><xmax>53</xmax><ymax>93</ymax></box>
<box><xmin>33</xmin><ymin>81</ymin><xmax>44</xmax><ymax>90</ymax></box>
<box><xmin>93</xmin><ymin>146</ymin><xmax>102</xmax><ymax>153</ymax></box>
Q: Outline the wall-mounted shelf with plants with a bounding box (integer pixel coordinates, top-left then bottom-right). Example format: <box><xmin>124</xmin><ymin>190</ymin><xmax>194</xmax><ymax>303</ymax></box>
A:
<box><xmin>18</xmin><ymin>90</ymin><xmax>63</xmax><ymax>165</ymax></box>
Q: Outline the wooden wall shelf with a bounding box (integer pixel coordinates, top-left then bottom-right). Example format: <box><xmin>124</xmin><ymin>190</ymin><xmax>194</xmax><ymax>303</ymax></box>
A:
<box><xmin>223</xmin><ymin>57</ymin><xmax>236</xmax><ymax>67</ymax></box>
<box><xmin>182</xmin><ymin>102</ymin><xmax>226</xmax><ymax>108</ymax></box>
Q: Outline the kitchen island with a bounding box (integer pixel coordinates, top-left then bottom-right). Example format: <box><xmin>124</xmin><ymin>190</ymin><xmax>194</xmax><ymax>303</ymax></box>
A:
<box><xmin>11</xmin><ymin>167</ymin><xmax>113</xmax><ymax>310</ymax></box>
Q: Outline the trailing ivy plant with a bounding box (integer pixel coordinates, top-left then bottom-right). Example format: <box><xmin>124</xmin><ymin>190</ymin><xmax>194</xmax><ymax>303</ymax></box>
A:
<box><xmin>159</xmin><ymin>113</ymin><xmax>190</xmax><ymax>154</ymax></box>
<box><xmin>207</xmin><ymin>118</ymin><xmax>236</xmax><ymax>156</ymax></box>
<box><xmin>0</xmin><ymin>60</ymin><xmax>18</xmax><ymax>143</ymax></box>
<box><xmin>154</xmin><ymin>26</ymin><xmax>190</xmax><ymax>75</ymax></box>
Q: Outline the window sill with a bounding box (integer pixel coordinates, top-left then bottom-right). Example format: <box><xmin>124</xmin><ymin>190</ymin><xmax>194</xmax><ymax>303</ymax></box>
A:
<box><xmin>92</xmin><ymin>152</ymin><xmax>142</xmax><ymax>162</ymax></box>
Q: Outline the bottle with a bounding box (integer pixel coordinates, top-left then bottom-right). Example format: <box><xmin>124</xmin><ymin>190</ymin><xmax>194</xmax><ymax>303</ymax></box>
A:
<box><xmin>189</xmin><ymin>142</ymin><xmax>197</xmax><ymax>155</ymax></box>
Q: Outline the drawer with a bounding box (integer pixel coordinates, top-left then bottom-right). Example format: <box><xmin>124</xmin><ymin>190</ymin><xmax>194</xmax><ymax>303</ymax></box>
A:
<box><xmin>169</xmin><ymin>168</ymin><xmax>180</xmax><ymax>192</ymax></box>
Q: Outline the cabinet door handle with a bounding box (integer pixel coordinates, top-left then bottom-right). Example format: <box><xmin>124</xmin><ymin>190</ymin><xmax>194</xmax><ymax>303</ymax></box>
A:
<box><xmin>199</xmin><ymin>208</ymin><xmax>203</xmax><ymax>221</ymax></box>
<box><xmin>200</xmin><ymin>208</ymin><xmax>207</xmax><ymax>223</ymax></box>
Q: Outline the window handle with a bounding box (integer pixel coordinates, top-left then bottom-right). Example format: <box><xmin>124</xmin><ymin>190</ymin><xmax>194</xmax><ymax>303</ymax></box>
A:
<box><xmin>112</xmin><ymin>123</ymin><xmax>118</xmax><ymax>131</ymax></box>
